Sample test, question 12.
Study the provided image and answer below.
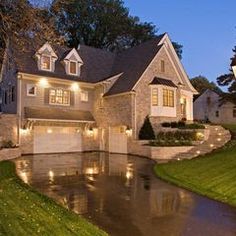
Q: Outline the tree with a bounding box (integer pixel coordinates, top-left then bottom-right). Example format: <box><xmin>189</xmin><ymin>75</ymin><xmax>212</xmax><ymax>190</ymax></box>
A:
<box><xmin>217</xmin><ymin>46</ymin><xmax>236</xmax><ymax>93</ymax></box>
<box><xmin>0</xmin><ymin>0</ymin><xmax>61</xmax><ymax>66</ymax></box>
<box><xmin>51</xmin><ymin>0</ymin><xmax>183</xmax><ymax>57</ymax></box>
<box><xmin>190</xmin><ymin>75</ymin><xmax>222</xmax><ymax>94</ymax></box>
<box><xmin>139</xmin><ymin>116</ymin><xmax>155</xmax><ymax>140</ymax></box>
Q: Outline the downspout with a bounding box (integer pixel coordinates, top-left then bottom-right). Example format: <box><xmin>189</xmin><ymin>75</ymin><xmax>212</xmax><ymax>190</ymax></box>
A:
<box><xmin>17</xmin><ymin>73</ymin><xmax>22</xmax><ymax>145</ymax></box>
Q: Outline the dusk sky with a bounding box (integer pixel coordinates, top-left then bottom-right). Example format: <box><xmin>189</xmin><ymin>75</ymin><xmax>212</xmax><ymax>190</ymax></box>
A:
<box><xmin>123</xmin><ymin>0</ymin><xmax>235</xmax><ymax>84</ymax></box>
<box><xmin>33</xmin><ymin>0</ymin><xmax>235</xmax><ymax>84</ymax></box>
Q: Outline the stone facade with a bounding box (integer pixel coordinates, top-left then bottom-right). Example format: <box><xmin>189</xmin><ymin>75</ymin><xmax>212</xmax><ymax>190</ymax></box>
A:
<box><xmin>0</xmin><ymin>148</ymin><xmax>21</xmax><ymax>161</ymax></box>
<box><xmin>0</xmin><ymin>114</ymin><xmax>19</xmax><ymax>145</ymax></box>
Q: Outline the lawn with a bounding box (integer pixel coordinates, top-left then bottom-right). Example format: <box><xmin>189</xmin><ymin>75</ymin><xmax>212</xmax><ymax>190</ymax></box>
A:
<box><xmin>0</xmin><ymin>161</ymin><xmax>107</xmax><ymax>236</ymax></box>
<box><xmin>154</xmin><ymin>125</ymin><xmax>236</xmax><ymax>207</ymax></box>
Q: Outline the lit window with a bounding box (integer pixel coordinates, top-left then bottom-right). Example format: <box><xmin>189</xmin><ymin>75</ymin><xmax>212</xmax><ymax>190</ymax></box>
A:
<box><xmin>27</xmin><ymin>84</ymin><xmax>37</xmax><ymax>96</ymax></box>
<box><xmin>233</xmin><ymin>109</ymin><xmax>236</xmax><ymax>118</ymax></box>
<box><xmin>163</xmin><ymin>89</ymin><xmax>174</xmax><ymax>107</ymax></box>
<box><xmin>41</xmin><ymin>55</ymin><xmax>51</xmax><ymax>70</ymax></box>
<box><xmin>161</xmin><ymin>60</ymin><xmax>165</xmax><ymax>73</ymax></box>
<box><xmin>152</xmin><ymin>88</ymin><xmax>158</xmax><ymax>106</ymax></box>
<box><xmin>49</xmin><ymin>88</ymin><xmax>70</xmax><ymax>106</ymax></box>
<box><xmin>216</xmin><ymin>110</ymin><xmax>219</xmax><ymax>117</ymax></box>
<box><xmin>69</xmin><ymin>61</ymin><xmax>77</xmax><ymax>75</ymax></box>
<box><xmin>81</xmin><ymin>90</ymin><xmax>88</xmax><ymax>102</ymax></box>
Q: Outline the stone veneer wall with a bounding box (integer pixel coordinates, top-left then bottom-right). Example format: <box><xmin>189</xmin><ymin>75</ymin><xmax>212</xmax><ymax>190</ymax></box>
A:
<box><xmin>134</xmin><ymin>47</ymin><xmax>192</xmax><ymax>137</ymax></box>
<box><xmin>0</xmin><ymin>148</ymin><xmax>21</xmax><ymax>161</ymax></box>
<box><xmin>0</xmin><ymin>114</ymin><xmax>19</xmax><ymax>145</ymax></box>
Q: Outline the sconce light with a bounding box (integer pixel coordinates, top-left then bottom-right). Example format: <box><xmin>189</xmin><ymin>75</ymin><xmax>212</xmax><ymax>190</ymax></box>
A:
<box><xmin>71</xmin><ymin>82</ymin><xmax>79</xmax><ymax>91</ymax></box>
<box><xmin>125</xmin><ymin>126</ymin><xmax>132</xmax><ymax>137</ymax></box>
<box><xmin>87</xmin><ymin>127</ymin><xmax>94</xmax><ymax>137</ymax></box>
<box><xmin>39</xmin><ymin>78</ymin><xmax>48</xmax><ymax>87</ymax></box>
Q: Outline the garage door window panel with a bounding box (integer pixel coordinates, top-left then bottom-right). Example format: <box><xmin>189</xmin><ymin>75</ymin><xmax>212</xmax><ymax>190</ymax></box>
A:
<box><xmin>49</xmin><ymin>88</ymin><xmax>70</xmax><ymax>106</ymax></box>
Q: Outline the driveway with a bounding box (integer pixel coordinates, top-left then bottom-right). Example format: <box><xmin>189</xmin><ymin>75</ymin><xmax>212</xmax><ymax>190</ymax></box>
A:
<box><xmin>14</xmin><ymin>152</ymin><xmax>236</xmax><ymax>236</ymax></box>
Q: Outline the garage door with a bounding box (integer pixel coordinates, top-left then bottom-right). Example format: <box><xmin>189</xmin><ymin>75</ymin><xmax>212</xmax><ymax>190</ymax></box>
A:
<box><xmin>109</xmin><ymin>126</ymin><xmax>127</xmax><ymax>154</ymax></box>
<box><xmin>34</xmin><ymin>126</ymin><xmax>82</xmax><ymax>154</ymax></box>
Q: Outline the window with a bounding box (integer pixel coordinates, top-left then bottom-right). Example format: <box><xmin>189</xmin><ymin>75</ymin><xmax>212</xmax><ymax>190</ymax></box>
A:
<box><xmin>161</xmin><ymin>60</ymin><xmax>165</xmax><ymax>73</ymax></box>
<box><xmin>49</xmin><ymin>88</ymin><xmax>70</xmax><ymax>106</ymax></box>
<box><xmin>81</xmin><ymin>90</ymin><xmax>88</xmax><ymax>102</ymax></box>
<box><xmin>163</xmin><ymin>89</ymin><xmax>174</xmax><ymax>107</ymax></box>
<box><xmin>216</xmin><ymin>110</ymin><xmax>219</xmax><ymax>117</ymax></box>
<box><xmin>4</xmin><ymin>90</ymin><xmax>7</xmax><ymax>104</ymax></box>
<box><xmin>41</xmin><ymin>55</ymin><xmax>51</xmax><ymax>71</ymax></box>
<box><xmin>27</xmin><ymin>84</ymin><xmax>37</xmax><ymax>96</ymax></box>
<box><xmin>11</xmin><ymin>86</ymin><xmax>15</xmax><ymax>102</ymax></box>
<box><xmin>69</xmin><ymin>61</ymin><xmax>77</xmax><ymax>75</ymax></box>
<box><xmin>151</xmin><ymin>88</ymin><xmax>158</xmax><ymax>106</ymax></box>
<box><xmin>233</xmin><ymin>109</ymin><xmax>236</xmax><ymax>118</ymax></box>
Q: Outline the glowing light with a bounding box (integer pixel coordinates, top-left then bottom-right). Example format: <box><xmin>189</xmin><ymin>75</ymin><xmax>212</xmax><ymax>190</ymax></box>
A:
<box><xmin>215</xmin><ymin>128</ymin><xmax>219</xmax><ymax>131</ymax></box>
<box><xmin>196</xmin><ymin>132</ymin><xmax>204</xmax><ymax>140</ymax></box>
<box><xmin>218</xmin><ymin>133</ymin><xmax>222</xmax><ymax>136</ymax></box>
<box><xmin>126</xmin><ymin>163</ymin><xmax>133</xmax><ymax>180</ymax></box>
<box><xmin>19</xmin><ymin>172</ymin><xmax>29</xmax><ymax>184</ymax></box>
<box><xmin>210</xmin><ymin>144</ymin><xmax>214</xmax><ymax>148</ymax></box>
<box><xmin>39</xmin><ymin>78</ymin><xmax>48</xmax><ymax>87</ymax></box>
<box><xmin>217</xmin><ymin>138</ymin><xmax>221</xmax><ymax>142</ymax></box>
<box><xmin>49</xmin><ymin>170</ymin><xmax>54</xmax><ymax>182</ymax></box>
<box><xmin>196</xmin><ymin>150</ymin><xmax>201</xmax><ymax>154</ymax></box>
<box><xmin>71</xmin><ymin>83</ymin><xmax>79</xmax><ymax>91</ymax></box>
<box><xmin>47</xmin><ymin>129</ymin><xmax>53</xmax><ymax>134</ymax></box>
<box><xmin>87</xmin><ymin>128</ymin><xmax>94</xmax><ymax>137</ymax></box>
<box><xmin>20</xmin><ymin>128</ymin><xmax>29</xmax><ymax>135</ymax></box>
<box><xmin>125</xmin><ymin>127</ymin><xmax>132</xmax><ymax>137</ymax></box>
<box><xmin>85</xmin><ymin>167</ymin><xmax>99</xmax><ymax>175</ymax></box>
<box><xmin>177</xmin><ymin>158</ymin><xmax>181</xmax><ymax>161</ymax></box>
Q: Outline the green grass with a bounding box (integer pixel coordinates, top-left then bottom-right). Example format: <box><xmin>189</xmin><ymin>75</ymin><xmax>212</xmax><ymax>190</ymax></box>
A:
<box><xmin>154</xmin><ymin>128</ymin><xmax>236</xmax><ymax>207</ymax></box>
<box><xmin>0</xmin><ymin>161</ymin><xmax>107</xmax><ymax>236</ymax></box>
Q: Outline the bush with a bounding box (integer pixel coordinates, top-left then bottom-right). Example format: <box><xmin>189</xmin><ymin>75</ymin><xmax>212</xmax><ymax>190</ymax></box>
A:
<box><xmin>181</xmin><ymin>123</ymin><xmax>205</xmax><ymax>130</ymax></box>
<box><xmin>170</xmin><ymin>122</ymin><xmax>178</xmax><ymax>128</ymax></box>
<box><xmin>1</xmin><ymin>140</ymin><xmax>15</xmax><ymax>149</ymax></box>
<box><xmin>139</xmin><ymin>116</ymin><xmax>155</xmax><ymax>140</ymax></box>
<box><xmin>161</xmin><ymin>122</ymin><xmax>171</xmax><ymax>127</ymax></box>
<box><xmin>177</xmin><ymin>120</ymin><xmax>186</xmax><ymax>128</ymax></box>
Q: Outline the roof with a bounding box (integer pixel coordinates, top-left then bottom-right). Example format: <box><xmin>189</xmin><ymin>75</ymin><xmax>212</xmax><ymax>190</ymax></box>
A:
<box><xmin>24</xmin><ymin>107</ymin><xmax>95</xmax><ymax>122</ymax></box>
<box><xmin>149</xmin><ymin>77</ymin><xmax>178</xmax><ymax>88</ymax></box>
<box><xmin>13</xmin><ymin>43</ymin><xmax>115</xmax><ymax>83</ymax></box>
<box><xmin>104</xmin><ymin>34</ymin><xmax>165</xmax><ymax>96</ymax></box>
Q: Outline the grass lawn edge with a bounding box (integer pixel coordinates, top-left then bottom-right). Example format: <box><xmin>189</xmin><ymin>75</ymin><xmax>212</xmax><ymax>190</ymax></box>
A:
<box><xmin>154</xmin><ymin>163</ymin><xmax>236</xmax><ymax>208</ymax></box>
<box><xmin>0</xmin><ymin>160</ymin><xmax>108</xmax><ymax>236</ymax></box>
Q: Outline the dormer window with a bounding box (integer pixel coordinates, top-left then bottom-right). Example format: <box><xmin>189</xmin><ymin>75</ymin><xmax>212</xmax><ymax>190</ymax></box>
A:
<box><xmin>41</xmin><ymin>55</ymin><xmax>51</xmax><ymax>71</ymax></box>
<box><xmin>64</xmin><ymin>48</ymin><xmax>83</xmax><ymax>76</ymax></box>
<box><xmin>35</xmin><ymin>42</ymin><xmax>58</xmax><ymax>72</ymax></box>
<box><xmin>69</xmin><ymin>61</ymin><xmax>77</xmax><ymax>75</ymax></box>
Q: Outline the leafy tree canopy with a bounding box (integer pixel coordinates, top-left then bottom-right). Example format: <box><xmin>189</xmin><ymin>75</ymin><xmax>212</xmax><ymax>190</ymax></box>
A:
<box><xmin>217</xmin><ymin>46</ymin><xmax>236</xmax><ymax>93</ymax></box>
<box><xmin>190</xmin><ymin>75</ymin><xmax>222</xmax><ymax>94</ymax></box>
<box><xmin>51</xmin><ymin>0</ymin><xmax>183</xmax><ymax>57</ymax></box>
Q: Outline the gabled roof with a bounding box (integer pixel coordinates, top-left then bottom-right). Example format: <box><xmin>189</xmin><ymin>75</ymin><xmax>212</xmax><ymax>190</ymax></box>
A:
<box><xmin>104</xmin><ymin>34</ymin><xmax>165</xmax><ymax>96</ymax></box>
<box><xmin>13</xmin><ymin>43</ymin><xmax>115</xmax><ymax>83</ymax></box>
<box><xmin>149</xmin><ymin>77</ymin><xmax>178</xmax><ymax>88</ymax></box>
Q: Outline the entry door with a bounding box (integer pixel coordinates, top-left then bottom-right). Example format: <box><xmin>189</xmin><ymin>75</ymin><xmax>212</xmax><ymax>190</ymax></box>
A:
<box><xmin>109</xmin><ymin>126</ymin><xmax>127</xmax><ymax>154</ymax></box>
<box><xmin>34</xmin><ymin>126</ymin><xmax>82</xmax><ymax>154</ymax></box>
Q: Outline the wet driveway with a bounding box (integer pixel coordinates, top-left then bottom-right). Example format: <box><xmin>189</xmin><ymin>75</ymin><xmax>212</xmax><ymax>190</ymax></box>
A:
<box><xmin>14</xmin><ymin>152</ymin><xmax>236</xmax><ymax>236</ymax></box>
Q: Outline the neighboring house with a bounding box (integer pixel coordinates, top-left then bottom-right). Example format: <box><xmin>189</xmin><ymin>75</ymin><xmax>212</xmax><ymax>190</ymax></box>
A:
<box><xmin>0</xmin><ymin>33</ymin><xmax>197</xmax><ymax>154</ymax></box>
<box><xmin>193</xmin><ymin>89</ymin><xmax>236</xmax><ymax>124</ymax></box>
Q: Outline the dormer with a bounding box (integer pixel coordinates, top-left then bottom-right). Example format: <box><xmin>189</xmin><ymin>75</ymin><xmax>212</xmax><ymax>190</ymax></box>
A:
<box><xmin>64</xmin><ymin>48</ymin><xmax>83</xmax><ymax>76</ymax></box>
<box><xmin>35</xmin><ymin>42</ymin><xmax>58</xmax><ymax>72</ymax></box>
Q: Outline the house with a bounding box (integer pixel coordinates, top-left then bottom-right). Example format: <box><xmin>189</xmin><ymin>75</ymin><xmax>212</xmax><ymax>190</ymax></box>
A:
<box><xmin>0</xmin><ymin>33</ymin><xmax>197</xmax><ymax>154</ymax></box>
<box><xmin>193</xmin><ymin>89</ymin><xmax>236</xmax><ymax>124</ymax></box>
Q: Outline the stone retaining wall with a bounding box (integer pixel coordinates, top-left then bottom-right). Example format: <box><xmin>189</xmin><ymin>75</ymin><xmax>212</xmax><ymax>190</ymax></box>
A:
<box><xmin>0</xmin><ymin>148</ymin><xmax>21</xmax><ymax>161</ymax></box>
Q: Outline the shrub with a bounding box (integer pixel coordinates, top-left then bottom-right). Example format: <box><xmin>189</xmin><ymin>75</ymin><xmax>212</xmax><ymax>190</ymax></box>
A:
<box><xmin>182</xmin><ymin>123</ymin><xmax>205</xmax><ymax>130</ymax></box>
<box><xmin>161</xmin><ymin>122</ymin><xmax>171</xmax><ymax>127</ymax></box>
<box><xmin>170</xmin><ymin>122</ymin><xmax>178</xmax><ymax>128</ymax></box>
<box><xmin>139</xmin><ymin>116</ymin><xmax>155</xmax><ymax>140</ymax></box>
<box><xmin>177</xmin><ymin>120</ymin><xmax>186</xmax><ymax>128</ymax></box>
<box><xmin>1</xmin><ymin>140</ymin><xmax>15</xmax><ymax>149</ymax></box>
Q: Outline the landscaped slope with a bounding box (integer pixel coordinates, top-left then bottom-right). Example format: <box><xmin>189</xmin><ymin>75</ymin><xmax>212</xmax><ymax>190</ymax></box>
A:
<box><xmin>154</xmin><ymin>140</ymin><xmax>236</xmax><ymax>207</ymax></box>
<box><xmin>0</xmin><ymin>161</ymin><xmax>107</xmax><ymax>236</ymax></box>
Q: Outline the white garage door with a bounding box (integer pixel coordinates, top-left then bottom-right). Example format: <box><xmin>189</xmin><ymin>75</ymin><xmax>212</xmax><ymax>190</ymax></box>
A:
<box><xmin>109</xmin><ymin>126</ymin><xmax>127</xmax><ymax>154</ymax></box>
<box><xmin>34</xmin><ymin>126</ymin><xmax>82</xmax><ymax>154</ymax></box>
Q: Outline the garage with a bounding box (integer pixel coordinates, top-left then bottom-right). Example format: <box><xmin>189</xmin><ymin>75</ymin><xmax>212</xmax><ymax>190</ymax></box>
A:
<box><xmin>109</xmin><ymin>126</ymin><xmax>128</xmax><ymax>154</ymax></box>
<box><xmin>33</xmin><ymin>126</ymin><xmax>82</xmax><ymax>154</ymax></box>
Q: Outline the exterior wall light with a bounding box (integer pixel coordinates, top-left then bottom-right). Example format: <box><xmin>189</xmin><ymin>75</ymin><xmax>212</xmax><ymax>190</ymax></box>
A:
<box><xmin>125</xmin><ymin>126</ymin><xmax>132</xmax><ymax>137</ymax></box>
<box><xmin>87</xmin><ymin>127</ymin><xmax>94</xmax><ymax>137</ymax></box>
<box><xmin>71</xmin><ymin>82</ymin><xmax>79</xmax><ymax>91</ymax></box>
<box><xmin>39</xmin><ymin>78</ymin><xmax>48</xmax><ymax>87</ymax></box>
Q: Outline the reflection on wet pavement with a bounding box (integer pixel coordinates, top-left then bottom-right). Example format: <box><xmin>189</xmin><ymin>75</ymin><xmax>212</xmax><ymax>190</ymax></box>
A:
<box><xmin>14</xmin><ymin>152</ymin><xmax>236</xmax><ymax>236</ymax></box>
